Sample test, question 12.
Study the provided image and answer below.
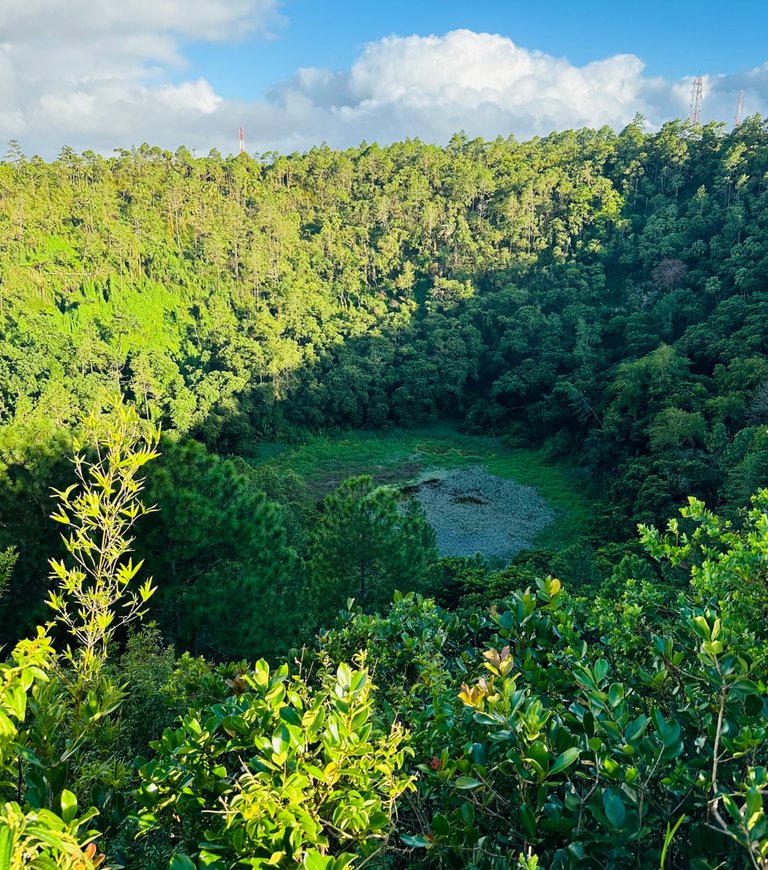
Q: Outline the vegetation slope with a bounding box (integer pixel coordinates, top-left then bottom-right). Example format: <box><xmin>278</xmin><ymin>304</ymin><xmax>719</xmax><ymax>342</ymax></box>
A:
<box><xmin>1</xmin><ymin>116</ymin><xmax>768</xmax><ymax>866</ymax></box>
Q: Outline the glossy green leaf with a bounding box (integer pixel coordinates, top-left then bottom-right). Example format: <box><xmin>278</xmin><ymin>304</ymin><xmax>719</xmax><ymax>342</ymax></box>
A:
<box><xmin>59</xmin><ymin>789</ymin><xmax>77</xmax><ymax>824</ymax></box>
<box><xmin>549</xmin><ymin>747</ymin><xmax>580</xmax><ymax>777</ymax></box>
<box><xmin>603</xmin><ymin>791</ymin><xmax>626</xmax><ymax>830</ymax></box>
<box><xmin>454</xmin><ymin>776</ymin><xmax>482</xmax><ymax>790</ymax></box>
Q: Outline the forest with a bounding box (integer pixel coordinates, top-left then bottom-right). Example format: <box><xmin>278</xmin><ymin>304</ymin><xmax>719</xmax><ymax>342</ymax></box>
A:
<box><xmin>1</xmin><ymin>115</ymin><xmax>768</xmax><ymax>867</ymax></box>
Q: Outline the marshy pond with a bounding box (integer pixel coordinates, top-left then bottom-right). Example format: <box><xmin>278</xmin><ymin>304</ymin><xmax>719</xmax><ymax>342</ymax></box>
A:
<box><xmin>403</xmin><ymin>465</ymin><xmax>555</xmax><ymax>559</ymax></box>
<box><xmin>253</xmin><ymin>428</ymin><xmax>590</xmax><ymax>557</ymax></box>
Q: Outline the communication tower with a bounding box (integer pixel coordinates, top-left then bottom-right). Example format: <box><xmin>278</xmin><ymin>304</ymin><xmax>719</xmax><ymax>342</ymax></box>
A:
<box><xmin>735</xmin><ymin>89</ymin><xmax>744</xmax><ymax>127</ymax></box>
<box><xmin>239</xmin><ymin>127</ymin><xmax>245</xmax><ymax>154</ymax></box>
<box><xmin>688</xmin><ymin>76</ymin><xmax>704</xmax><ymax>125</ymax></box>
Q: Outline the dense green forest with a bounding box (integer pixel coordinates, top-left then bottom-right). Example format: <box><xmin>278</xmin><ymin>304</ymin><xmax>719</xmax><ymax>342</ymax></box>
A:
<box><xmin>3</xmin><ymin>117</ymin><xmax>768</xmax><ymax>866</ymax></box>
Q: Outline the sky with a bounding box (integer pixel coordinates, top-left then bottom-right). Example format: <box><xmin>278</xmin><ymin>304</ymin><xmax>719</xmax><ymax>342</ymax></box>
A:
<box><xmin>1</xmin><ymin>0</ymin><xmax>767</xmax><ymax>159</ymax></box>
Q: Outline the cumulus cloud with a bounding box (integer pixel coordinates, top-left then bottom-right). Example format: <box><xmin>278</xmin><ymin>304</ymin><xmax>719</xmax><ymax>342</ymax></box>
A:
<box><xmin>280</xmin><ymin>32</ymin><xmax>659</xmax><ymax>142</ymax></box>
<box><xmin>0</xmin><ymin>8</ymin><xmax>765</xmax><ymax>158</ymax></box>
<box><xmin>261</xmin><ymin>32</ymin><xmax>766</xmax><ymax>152</ymax></box>
<box><xmin>0</xmin><ymin>0</ymin><xmax>279</xmax><ymax>155</ymax></box>
<box><xmin>0</xmin><ymin>0</ymin><xmax>275</xmax><ymax>44</ymax></box>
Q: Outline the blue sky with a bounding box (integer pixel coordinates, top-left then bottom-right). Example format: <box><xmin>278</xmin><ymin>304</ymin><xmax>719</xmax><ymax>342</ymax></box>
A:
<box><xmin>186</xmin><ymin>0</ymin><xmax>767</xmax><ymax>100</ymax></box>
<box><xmin>1</xmin><ymin>0</ymin><xmax>767</xmax><ymax>157</ymax></box>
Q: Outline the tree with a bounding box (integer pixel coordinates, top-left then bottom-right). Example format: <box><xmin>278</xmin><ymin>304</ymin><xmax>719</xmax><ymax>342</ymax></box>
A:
<box><xmin>648</xmin><ymin>407</ymin><xmax>707</xmax><ymax>451</ymax></box>
<box><xmin>47</xmin><ymin>397</ymin><xmax>159</xmax><ymax>678</ymax></box>
<box><xmin>139</xmin><ymin>440</ymin><xmax>298</xmax><ymax>659</ymax></box>
<box><xmin>309</xmin><ymin>476</ymin><xmax>437</xmax><ymax>623</ymax></box>
<box><xmin>0</xmin><ymin>546</ymin><xmax>17</xmax><ymax>600</ymax></box>
<box><xmin>651</xmin><ymin>257</ymin><xmax>688</xmax><ymax>291</ymax></box>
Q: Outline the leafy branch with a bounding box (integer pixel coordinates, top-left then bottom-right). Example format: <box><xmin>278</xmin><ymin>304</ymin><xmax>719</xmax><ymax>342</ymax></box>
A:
<box><xmin>46</xmin><ymin>396</ymin><xmax>160</xmax><ymax>678</ymax></box>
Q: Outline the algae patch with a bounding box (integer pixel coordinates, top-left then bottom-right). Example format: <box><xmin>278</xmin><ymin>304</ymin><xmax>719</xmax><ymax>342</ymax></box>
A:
<box><xmin>408</xmin><ymin>466</ymin><xmax>555</xmax><ymax>559</ymax></box>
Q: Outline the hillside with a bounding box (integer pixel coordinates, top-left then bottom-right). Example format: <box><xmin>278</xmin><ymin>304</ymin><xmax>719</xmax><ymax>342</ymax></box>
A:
<box><xmin>2</xmin><ymin>121</ymin><xmax>768</xmax><ymax>867</ymax></box>
<box><xmin>2</xmin><ymin>121</ymin><xmax>767</xmax><ymax>520</ymax></box>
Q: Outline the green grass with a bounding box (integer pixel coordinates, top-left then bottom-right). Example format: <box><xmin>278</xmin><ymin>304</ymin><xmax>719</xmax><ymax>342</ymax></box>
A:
<box><xmin>250</xmin><ymin>425</ymin><xmax>594</xmax><ymax>551</ymax></box>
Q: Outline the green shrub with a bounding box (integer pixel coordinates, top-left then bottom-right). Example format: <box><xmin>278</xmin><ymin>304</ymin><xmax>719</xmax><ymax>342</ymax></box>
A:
<box><xmin>136</xmin><ymin>658</ymin><xmax>413</xmax><ymax>868</ymax></box>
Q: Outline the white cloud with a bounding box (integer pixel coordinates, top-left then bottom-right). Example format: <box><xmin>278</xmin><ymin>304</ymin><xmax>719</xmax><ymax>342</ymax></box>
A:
<box><xmin>0</xmin><ymin>0</ymin><xmax>275</xmax><ymax>43</ymax></box>
<box><xmin>262</xmin><ymin>31</ymin><xmax>765</xmax><ymax>149</ymax></box>
<box><xmin>0</xmin><ymin>11</ymin><xmax>765</xmax><ymax>159</ymax></box>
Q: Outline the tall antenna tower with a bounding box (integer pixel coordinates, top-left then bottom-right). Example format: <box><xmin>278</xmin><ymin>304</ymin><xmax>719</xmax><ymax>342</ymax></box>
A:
<box><xmin>239</xmin><ymin>126</ymin><xmax>245</xmax><ymax>154</ymax></box>
<box><xmin>688</xmin><ymin>76</ymin><xmax>704</xmax><ymax>125</ymax></box>
<box><xmin>734</xmin><ymin>89</ymin><xmax>744</xmax><ymax>127</ymax></box>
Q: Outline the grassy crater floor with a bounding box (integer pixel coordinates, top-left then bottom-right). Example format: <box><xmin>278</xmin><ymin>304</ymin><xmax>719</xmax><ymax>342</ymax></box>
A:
<box><xmin>249</xmin><ymin>426</ymin><xmax>594</xmax><ymax>554</ymax></box>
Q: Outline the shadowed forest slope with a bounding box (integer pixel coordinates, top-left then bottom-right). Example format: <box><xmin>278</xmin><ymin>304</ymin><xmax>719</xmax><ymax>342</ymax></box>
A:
<box><xmin>2</xmin><ymin>120</ymin><xmax>768</xmax><ymax>527</ymax></box>
<box><xmin>2</xmin><ymin>119</ymin><xmax>768</xmax><ymax>651</ymax></box>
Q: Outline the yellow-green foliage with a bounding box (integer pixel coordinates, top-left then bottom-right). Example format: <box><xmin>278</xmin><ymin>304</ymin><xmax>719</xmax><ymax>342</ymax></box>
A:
<box><xmin>137</xmin><ymin>659</ymin><xmax>413</xmax><ymax>868</ymax></box>
<box><xmin>47</xmin><ymin>397</ymin><xmax>159</xmax><ymax>676</ymax></box>
<box><xmin>0</xmin><ymin>631</ymin><xmax>101</xmax><ymax>868</ymax></box>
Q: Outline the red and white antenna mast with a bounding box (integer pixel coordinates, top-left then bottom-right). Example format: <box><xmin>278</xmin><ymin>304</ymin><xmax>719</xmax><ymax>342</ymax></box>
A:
<box><xmin>688</xmin><ymin>76</ymin><xmax>703</xmax><ymax>125</ymax></box>
<box><xmin>734</xmin><ymin>89</ymin><xmax>744</xmax><ymax>127</ymax></box>
<box><xmin>239</xmin><ymin>126</ymin><xmax>245</xmax><ymax>154</ymax></box>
